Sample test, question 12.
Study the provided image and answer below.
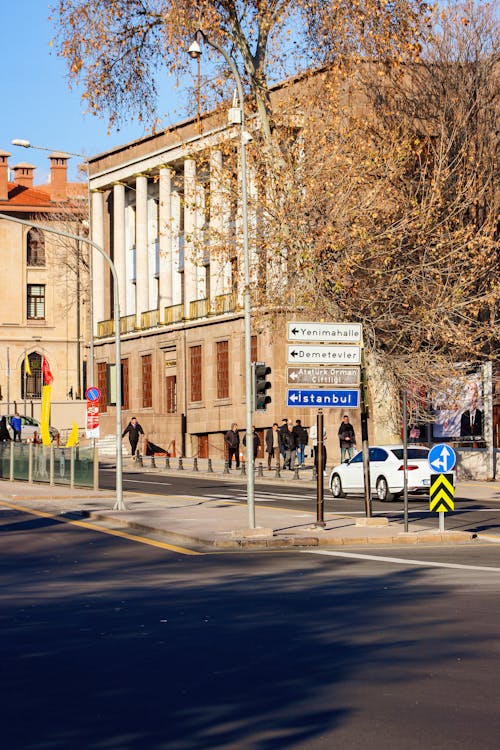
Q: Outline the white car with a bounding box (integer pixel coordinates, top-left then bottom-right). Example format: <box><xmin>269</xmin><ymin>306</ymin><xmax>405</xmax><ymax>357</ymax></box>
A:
<box><xmin>329</xmin><ymin>445</ymin><xmax>432</xmax><ymax>502</ymax></box>
<box><xmin>6</xmin><ymin>415</ymin><xmax>59</xmax><ymax>443</ymax></box>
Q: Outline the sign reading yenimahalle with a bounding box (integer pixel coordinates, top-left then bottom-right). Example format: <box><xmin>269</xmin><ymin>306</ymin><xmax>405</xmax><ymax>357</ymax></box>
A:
<box><xmin>287</xmin><ymin>389</ymin><xmax>360</xmax><ymax>408</ymax></box>
<box><xmin>287</xmin><ymin>366</ymin><xmax>360</xmax><ymax>387</ymax></box>
<box><xmin>288</xmin><ymin>322</ymin><xmax>362</xmax><ymax>343</ymax></box>
<box><xmin>287</xmin><ymin>344</ymin><xmax>361</xmax><ymax>365</ymax></box>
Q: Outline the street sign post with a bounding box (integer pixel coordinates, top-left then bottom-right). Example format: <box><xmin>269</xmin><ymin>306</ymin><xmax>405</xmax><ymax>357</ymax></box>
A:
<box><xmin>287</xmin><ymin>344</ymin><xmax>361</xmax><ymax>365</ymax></box>
<box><xmin>287</xmin><ymin>322</ymin><xmax>362</xmax><ymax>343</ymax></box>
<box><xmin>286</xmin><ymin>366</ymin><xmax>360</xmax><ymax>387</ymax></box>
<box><xmin>287</xmin><ymin>388</ymin><xmax>360</xmax><ymax>408</ymax></box>
<box><xmin>428</xmin><ymin>444</ymin><xmax>456</xmax><ymax>531</ymax></box>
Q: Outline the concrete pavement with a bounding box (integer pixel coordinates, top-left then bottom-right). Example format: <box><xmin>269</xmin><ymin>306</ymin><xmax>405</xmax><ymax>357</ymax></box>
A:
<box><xmin>0</xmin><ymin>457</ymin><xmax>481</xmax><ymax>550</ymax></box>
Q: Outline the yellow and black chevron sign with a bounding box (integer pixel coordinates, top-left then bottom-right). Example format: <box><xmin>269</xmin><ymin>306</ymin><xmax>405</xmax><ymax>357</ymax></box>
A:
<box><xmin>430</xmin><ymin>473</ymin><xmax>455</xmax><ymax>512</ymax></box>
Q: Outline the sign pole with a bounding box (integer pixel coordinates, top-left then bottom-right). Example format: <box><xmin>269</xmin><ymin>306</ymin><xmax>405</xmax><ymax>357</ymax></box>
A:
<box><xmin>439</xmin><ymin>511</ymin><xmax>445</xmax><ymax>533</ymax></box>
<box><xmin>402</xmin><ymin>389</ymin><xmax>409</xmax><ymax>532</ymax></box>
<box><xmin>316</xmin><ymin>410</ymin><xmax>325</xmax><ymax>527</ymax></box>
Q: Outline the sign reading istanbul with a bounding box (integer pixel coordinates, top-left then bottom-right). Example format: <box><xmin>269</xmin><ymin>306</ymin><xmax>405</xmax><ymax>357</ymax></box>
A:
<box><xmin>287</xmin><ymin>322</ymin><xmax>362</xmax><ymax>343</ymax></box>
<box><xmin>287</xmin><ymin>389</ymin><xmax>360</xmax><ymax>408</ymax></box>
<box><xmin>286</xmin><ymin>366</ymin><xmax>360</xmax><ymax>387</ymax></box>
<box><xmin>287</xmin><ymin>344</ymin><xmax>361</xmax><ymax>365</ymax></box>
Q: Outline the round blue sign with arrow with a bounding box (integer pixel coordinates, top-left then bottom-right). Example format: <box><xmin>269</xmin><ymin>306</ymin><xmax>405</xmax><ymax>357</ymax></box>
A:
<box><xmin>428</xmin><ymin>443</ymin><xmax>457</xmax><ymax>474</ymax></box>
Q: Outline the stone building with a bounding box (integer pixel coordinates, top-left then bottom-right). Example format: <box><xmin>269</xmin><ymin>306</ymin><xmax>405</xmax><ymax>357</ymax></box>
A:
<box><xmin>0</xmin><ymin>149</ymin><xmax>88</xmax><ymax>431</ymax></box>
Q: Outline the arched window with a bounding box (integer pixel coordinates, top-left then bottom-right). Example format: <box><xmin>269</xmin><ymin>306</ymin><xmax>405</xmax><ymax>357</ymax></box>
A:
<box><xmin>22</xmin><ymin>352</ymin><xmax>42</xmax><ymax>400</ymax></box>
<box><xmin>27</xmin><ymin>228</ymin><xmax>45</xmax><ymax>267</ymax></box>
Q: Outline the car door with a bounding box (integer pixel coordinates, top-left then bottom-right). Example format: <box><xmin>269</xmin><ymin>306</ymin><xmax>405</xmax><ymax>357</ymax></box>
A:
<box><xmin>343</xmin><ymin>451</ymin><xmax>364</xmax><ymax>492</ymax></box>
<box><xmin>368</xmin><ymin>447</ymin><xmax>391</xmax><ymax>491</ymax></box>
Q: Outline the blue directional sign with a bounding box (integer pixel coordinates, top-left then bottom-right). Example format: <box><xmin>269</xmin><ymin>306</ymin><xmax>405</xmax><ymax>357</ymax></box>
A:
<box><xmin>428</xmin><ymin>444</ymin><xmax>457</xmax><ymax>474</ymax></box>
<box><xmin>287</xmin><ymin>388</ymin><xmax>359</xmax><ymax>408</ymax></box>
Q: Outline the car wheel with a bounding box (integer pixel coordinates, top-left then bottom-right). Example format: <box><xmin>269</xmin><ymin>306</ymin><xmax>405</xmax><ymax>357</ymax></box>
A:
<box><xmin>376</xmin><ymin>476</ymin><xmax>394</xmax><ymax>502</ymax></box>
<box><xmin>331</xmin><ymin>473</ymin><xmax>346</xmax><ymax>498</ymax></box>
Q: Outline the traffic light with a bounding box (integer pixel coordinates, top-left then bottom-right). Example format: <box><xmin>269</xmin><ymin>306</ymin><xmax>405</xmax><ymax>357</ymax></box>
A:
<box><xmin>254</xmin><ymin>362</ymin><xmax>272</xmax><ymax>411</ymax></box>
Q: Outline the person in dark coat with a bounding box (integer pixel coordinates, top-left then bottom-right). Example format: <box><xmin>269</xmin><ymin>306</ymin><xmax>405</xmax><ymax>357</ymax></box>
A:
<box><xmin>224</xmin><ymin>423</ymin><xmax>240</xmax><ymax>469</ymax></box>
<box><xmin>278</xmin><ymin>417</ymin><xmax>288</xmax><ymax>463</ymax></box>
<box><xmin>293</xmin><ymin>419</ymin><xmax>308</xmax><ymax>467</ymax></box>
<box><xmin>338</xmin><ymin>415</ymin><xmax>356</xmax><ymax>462</ymax></box>
<box><xmin>122</xmin><ymin>417</ymin><xmax>144</xmax><ymax>457</ymax></box>
<box><xmin>0</xmin><ymin>416</ymin><xmax>11</xmax><ymax>442</ymax></box>
<box><xmin>282</xmin><ymin>419</ymin><xmax>299</xmax><ymax>470</ymax></box>
<box><xmin>243</xmin><ymin>426</ymin><xmax>260</xmax><ymax>462</ymax></box>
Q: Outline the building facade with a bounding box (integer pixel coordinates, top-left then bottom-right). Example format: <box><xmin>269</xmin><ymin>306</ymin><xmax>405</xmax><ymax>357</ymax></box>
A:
<box><xmin>0</xmin><ymin>149</ymin><xmax>88</xmax><ymax>432</ymax></box>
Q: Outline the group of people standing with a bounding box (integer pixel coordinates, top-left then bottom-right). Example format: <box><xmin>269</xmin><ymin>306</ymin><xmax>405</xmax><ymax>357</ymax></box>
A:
<box><xmin>224</xmin><ymin>415</ymin><xmax>357</xmax><ymax>472</ymax></box>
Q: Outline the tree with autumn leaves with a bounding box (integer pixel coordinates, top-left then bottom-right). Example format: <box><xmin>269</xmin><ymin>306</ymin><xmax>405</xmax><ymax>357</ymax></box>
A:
<box><xmin>51</xmin><ymin>0</ymin><xmax>499</xmax><ymax>430</ymax></box>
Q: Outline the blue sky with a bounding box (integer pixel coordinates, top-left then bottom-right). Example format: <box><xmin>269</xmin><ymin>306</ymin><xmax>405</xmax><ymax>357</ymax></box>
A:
<box><xmin>0</xmin><ymin>2</ymin><xmax>187</xmax><ymax>183</ymax></box>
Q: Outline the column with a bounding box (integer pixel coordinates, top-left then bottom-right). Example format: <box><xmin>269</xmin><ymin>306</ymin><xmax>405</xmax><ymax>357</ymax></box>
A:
<box><xmin>113</xmin><ymin>183</ymin><xmax>127</xmax><ymax>314</ymax></box>
<box><xmin>91</xmin><ymin>190</ymin><xmax>105</xmax><ymax>333</ymax></box>
<box><xmin>158</xmin><ymin>166</ymin><xmax>173</xmax><ymax>316</ymax></box>
<box><xmin>209</xmin><ymin>149</ymin><xmax>231</xmax><ymax>308</ymax></box>
<box><xmin>183</xmin><ymin>158</ymin><xmax>197</xmax><ymax>319</ymax></box>
<box><xmin>135</xmin><ymin>173</ymin><xmax>149</xmax><ymax>328</ymax></box>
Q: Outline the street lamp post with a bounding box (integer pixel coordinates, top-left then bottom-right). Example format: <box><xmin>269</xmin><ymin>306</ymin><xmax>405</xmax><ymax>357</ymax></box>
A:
<box><xmin>188</xmin><ymin>32</ymin><xmax>256</xmax><ymax>529</ymax></box>
<box><xmin>11</xmin><ymin>139</ymin><xmax>95</xmax><ymax>393</ymax></box>
<box><xmin>0</xmin><ymin>212</ymin><xmax>125</xmax><ymax>512</ymax></box>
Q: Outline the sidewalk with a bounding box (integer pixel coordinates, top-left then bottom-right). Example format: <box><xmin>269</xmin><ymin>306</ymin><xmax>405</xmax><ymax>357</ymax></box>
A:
<box><xmin>0</xmin><ymin>463</ymin><xmax>477</xmax><ymax>550</ymax></box>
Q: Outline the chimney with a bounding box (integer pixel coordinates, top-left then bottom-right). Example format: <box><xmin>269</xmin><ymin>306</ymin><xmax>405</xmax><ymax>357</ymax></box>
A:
<box><xmin>49</xmin><ymin>152</ymin><xmax>69</xmax><ymax>202</ymax></box>
<box><xmin>13</xmin><ymin>162</ymin><xmax>36</xmax><ymax>189</ymax></box>
<box><xmin>0</xmin><ymin>149</ymin><xmax>10</xmax><ymax>201</ymax></box>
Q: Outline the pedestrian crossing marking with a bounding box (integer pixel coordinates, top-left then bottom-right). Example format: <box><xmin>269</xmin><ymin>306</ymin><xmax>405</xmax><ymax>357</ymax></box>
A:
<box><xmin>429</xmin><ymin>473</ymin><xmax>455</xmax><ymax>512</ymax></box>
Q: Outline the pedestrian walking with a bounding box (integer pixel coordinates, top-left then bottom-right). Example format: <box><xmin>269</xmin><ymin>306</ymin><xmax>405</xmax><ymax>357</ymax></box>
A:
<box><xmin>293</xmin><ymin>419</ymin><xmax>308</xmax><ymax>467</ymax></box>
<box><xmin>224</xmin><ymin>423</ymin><xmax>240</xmax><ymax>469</ymax></box>
<box><xmin>122</xmin><ymin>416</ymin><xmax>144</xmax><ymax>458</ymax></box>
<box><xmin>0</xmin><ymin>416</ymin><xmax>11</xmax><ymax>442</ymax></box>
<box><xmin>265</xmin><ymin>422</ymin><xmax>281</xmax><ymax>469</ymax></box>
<box><xmin>338</xmin><ymin>414</ymin><xmax>356</xmax><ymax>462</ymax></box>
<box><xmin>278</xmin><ymin>417</ymin><xmax>288</xmax><ymax>463</ymax></box>
<box><xmin>10</xmin><ymin>412</ymin><xmax>22</xmax><ymax>442</ymax></box>
<box><xmin>282</xmin><ymin>419</ymin><xmax>299</xmax><ymax>470</ymax></box>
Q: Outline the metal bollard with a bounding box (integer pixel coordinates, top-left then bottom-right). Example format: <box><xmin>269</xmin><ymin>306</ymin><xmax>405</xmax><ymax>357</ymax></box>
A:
<box><xmin>151</xmin><ymin>454</ymin><xmax>156</xmax><ymax>468</ymax></box>
<box><xmin>257</xmin><ymin>462</ymin><xmax>264</xmax><ymax>477</ymax></box>
<box><xmin>208</xmin><ymin>458</ymin><xmax>213</xmax><ymax>473</ymax></box>
<box><xmin>165</xmin><ymin>456</ymin><xmax>170</xmax><ymax>469</ymax></box>
<box><xmin>293</xmin><ymin>466</ymin><xmax>300</xmax><ymax>480</ymax></box>
<box><xmin>274</xmin><ymin>464</ymin><xmax>281</xmax><ymax>479</ymax></box>
<box><xmin>240</xmin><ymin>461</ymin><xmax>246</xmax><ymax>476</ymax></box>
<box><xmin>223</xmin><ymin>459</ymin><xmax>230</xmax><ymax>475</ymax></box>
<box><xmin>193</xmin><ymin>457</ymin><xmax>198</xmax><ymax>472</ymax></box>
<box><xmin>312</xmin><ymin>465</ymin><xmax>317</xmax><ymax>480</ymax></box>
<box><xmin>178</xmin><ymin>457</ymin><xmax>184</xmax><ymax>471</ymax></box>
<box><xmin>136</xmin><ymin>452</ymin><xmax>143</xmax><ymax>467</ymax></box>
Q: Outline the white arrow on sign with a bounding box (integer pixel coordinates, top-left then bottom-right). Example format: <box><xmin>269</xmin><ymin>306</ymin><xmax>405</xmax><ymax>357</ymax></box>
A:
<box><xmin>288</xmin><ymin>321</ymin><xmax>362</xmax><ymax>343</ymax></box>
<box><xmin>287</xmin><ymin>344</ymin><xmax>361</xmax><ymax>365</ymax></box>
<box><xmin>430</xmin><ymin>445</ymin><xmax>453</xmax><ymax>472</ymax></box>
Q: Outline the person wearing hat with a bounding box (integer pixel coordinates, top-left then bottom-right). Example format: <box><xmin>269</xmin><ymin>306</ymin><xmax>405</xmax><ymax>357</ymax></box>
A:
<box><xmin>338</xmin><ymin>414</ymin><xmax>356</xmax><ymax>462</ymax></box>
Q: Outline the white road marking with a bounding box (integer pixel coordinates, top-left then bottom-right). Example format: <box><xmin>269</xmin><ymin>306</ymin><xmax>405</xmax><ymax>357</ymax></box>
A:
<box><xmin>305</xmin><ymin>549</ymin><xmax>500</xmax><ymax>572</ymax></box>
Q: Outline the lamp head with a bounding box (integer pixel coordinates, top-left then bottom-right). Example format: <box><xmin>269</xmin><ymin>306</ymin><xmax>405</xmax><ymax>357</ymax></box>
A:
<box><xmin>11</xmin><ymin>139</ymin><xmax>31</xmax><ymax>148</ymax></box>
<box><xmin>188</xmin><ymin>39</ymin><xmax>201</xmax><ymax>59</ymax></box>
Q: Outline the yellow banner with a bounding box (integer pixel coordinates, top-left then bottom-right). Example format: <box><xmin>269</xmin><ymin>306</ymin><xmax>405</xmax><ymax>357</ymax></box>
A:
<box><xmin>40</xmin><ymin>384</ymin><xmax>52</xmax><ymax>446</ymax></box>
<box><xmin>65</xmin><ymin>421</ymin><xmax>79</xmax><ymax>448</ymax></box>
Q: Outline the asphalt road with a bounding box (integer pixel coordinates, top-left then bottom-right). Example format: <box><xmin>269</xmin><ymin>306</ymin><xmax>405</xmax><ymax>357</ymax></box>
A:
<box><xmin>2</xmin><ymin>504</ymin><xmax>500</xmax><ymax>749</ymax></box>
<box><xmin>99</xmin><ymin>466</ymin><xmax>500</xmax><ymax>536</ymax></box>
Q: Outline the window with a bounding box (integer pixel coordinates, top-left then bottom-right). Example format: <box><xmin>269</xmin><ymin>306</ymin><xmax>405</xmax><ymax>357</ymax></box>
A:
<box><xmin>121</xmin><ymin>359</ymin><xmax>129</xmax><ymax>410</ymax></box>
<box><xmin>22</xmin><ymin>352</ymin><xmax>41</xmax><ymax>399</ymax></box>
<box><xmin>27</xmin><ymin>285</ymin><xmax>45</xmax><ymax>320</ymax></box>
<box><xmin>216</xmin><ymin>341</ymin><xmax>229</xmax><ymax>399</ymax></box>
<box><xmin>27</xmin><ymin>228</ymin><xmax>45</xmax><ymax>266</ymax></box>
<box><xmin>251</xmin><ymin>335</ymin><xmax>257</xmax><ymax>363</ymax></box>
<box><xmin>166</xmin><ymin>375</ymin><xmax>177</xmax><ymax>413</ymax></box>
<box><xmin>142</xmin><ymin>354</ymin><xmax>152</xmax><ymax>408</ymax></box>
<box><xmin>97</xmin><ymin>363</ymin><xmax>108</xmax><ymax>413</ymax></box>
<box><xmin>190</xmin><ymin>345</ymin><xmax>202</xmax><ymax>402</ymax></box>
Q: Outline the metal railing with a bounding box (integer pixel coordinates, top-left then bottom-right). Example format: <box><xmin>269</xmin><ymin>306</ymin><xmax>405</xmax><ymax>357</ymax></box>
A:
<box><xmin>120</xmin><ymin>314</ymin><xmax>136</xmax><ymax>334</ymax></box>
<box><xmin>214</xmin><ymin>292</ymin><xmax>236</xmax><ymax>315</ymax></box>
<box><xmin>140</xmin><ymin>308</ymin><xmax>161</xmax><ymax>329</ymax></box>
<box><xmin>0</xmin><ymin>442</ymin><xmax>98</xmax><ymax>489</ymax></box>
<box><xmin>97</xmin><ymin>318</ymin><xmax>115</xmax><ymax>337</ymax></box>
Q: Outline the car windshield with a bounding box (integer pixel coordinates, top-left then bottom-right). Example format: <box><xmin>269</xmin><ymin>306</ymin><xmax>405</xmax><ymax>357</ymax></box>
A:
<box><xmin>391</xmin><ymin>448</ymin><xmax>429</xmax><ymax>460</ymax></box>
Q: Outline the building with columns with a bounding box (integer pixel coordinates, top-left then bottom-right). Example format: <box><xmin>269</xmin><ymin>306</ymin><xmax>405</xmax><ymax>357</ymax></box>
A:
<box><xmin>88</xmin><ymin>96</ymin><xmax>319</xmax><ymax>459</ymax></box>
<box><xmin>0</xmin><ymin>149</ymin><xmax>88</xmax><ymax>430</ymax></box>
